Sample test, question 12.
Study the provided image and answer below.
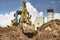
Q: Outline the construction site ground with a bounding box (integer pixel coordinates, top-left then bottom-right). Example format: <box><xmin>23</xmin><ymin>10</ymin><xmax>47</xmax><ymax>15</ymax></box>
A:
<box><xmin>0</xmin><ymin>19</ymin><xmax>60</xmax><ymax>40</ymax></box>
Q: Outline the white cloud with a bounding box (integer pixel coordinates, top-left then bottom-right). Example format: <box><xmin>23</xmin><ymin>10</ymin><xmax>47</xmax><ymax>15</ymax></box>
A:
<box><xmin>26</xmin><ymin>2</ymin><xmax>44</xmax><ymax>23</ymax></box>
<box><xmin>51</xmin><ymin>1</ymin><xmax>55</xmax><ymax>4</ymax></box>
<box><xmin>54</xmin><ymin>13</ymin><xmax>60</xmax><ymax>19</ymax></box>
<box><xmin>44</xmin><ymin>17</ymin><xmax>47</xmax><ymax>23</ymax></box>
<box><xmin>51</xmin><ymin>1</ymin><xmax>60</xmax><ymax>4</ymax></box>
<box><xmin>0</xmin><ymin>11</ymin><xmax>15</xmax><ymax>27</ymax></box>
<box><xmin>26</xmin><ymin>2</ymin><xmax>38</xmax><ymax>23</ymax></box>
<box><xmin>37</xmin><ymin>12</ymin><xmax>44</xmax><ymax>17</ymax></box>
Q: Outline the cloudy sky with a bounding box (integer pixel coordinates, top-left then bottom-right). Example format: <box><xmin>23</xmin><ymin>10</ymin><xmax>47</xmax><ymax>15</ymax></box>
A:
<box><xmin>0</xmin><ymin>0</ymin><xmax>60</xmax><ymax>27</ymax></box>
<box><xmin>0</xmin><ymin>0</ymin><xmax>60</xmax><ymax>15</ymax></box>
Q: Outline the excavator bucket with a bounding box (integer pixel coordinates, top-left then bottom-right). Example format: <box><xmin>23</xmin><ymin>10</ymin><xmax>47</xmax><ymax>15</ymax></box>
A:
<box><xmin>22</xmin><ymin>23</ymin><xmax>35</xmax><ymax>33</ymax></box>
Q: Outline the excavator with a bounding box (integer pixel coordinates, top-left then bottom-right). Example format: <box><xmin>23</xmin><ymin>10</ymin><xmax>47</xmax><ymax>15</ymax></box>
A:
<box><xmin>20</xmin><ymin>0</ymin><xmax>35</xmax><ymax>33</ymax></box>
<box><xmin>10</xmin><ymin>0</ymin><xmax>35</xmax><ymax>34</ymax></box>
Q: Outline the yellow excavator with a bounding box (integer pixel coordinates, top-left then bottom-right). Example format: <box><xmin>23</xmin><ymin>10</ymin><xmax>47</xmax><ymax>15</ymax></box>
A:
<box><xmin>20</xmin><ymin>0</ymin><xmax>35</xmax><ymax>33</ymax></box>
<box><xmin>10</xmin><ymin>0</ymin><xmax>35</xmax><ymax>34</ymax></box>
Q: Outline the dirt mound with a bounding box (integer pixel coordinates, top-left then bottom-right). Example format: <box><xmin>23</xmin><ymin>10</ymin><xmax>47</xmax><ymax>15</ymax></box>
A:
<box><xmin>39</xmin><ymin>19</ymin><xmax>60</xmax><ymax>31</ymax></box>
<box><xmin>0</xmin><ymin>26</ymin><xmax>37</xmax><ymax>40</ymax></box>
<box><xmin>36</xmin><ymin>19</ymin><xmax>60</xmax><ymax>40</ymax></box>
<box><xmin>0</xmin><ymin>19</ymin><xmax>60</xmax><ymax>40</ymax></box>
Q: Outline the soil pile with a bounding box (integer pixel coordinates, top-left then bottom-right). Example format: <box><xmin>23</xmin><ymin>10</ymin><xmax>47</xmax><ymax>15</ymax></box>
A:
<box><xmin>36</xmin><ymin>19</ymin><xmax>60</xmax><ymax>40</ymax></box>
<box><xmin>0</xmin><ymin>19</ymin><xmax>60</xmax><ymax>40</ymax></box>
<box><xmin>0</xmin><ymin>26</ymin><xmax>36</xmax><ymax>40</ymax></box>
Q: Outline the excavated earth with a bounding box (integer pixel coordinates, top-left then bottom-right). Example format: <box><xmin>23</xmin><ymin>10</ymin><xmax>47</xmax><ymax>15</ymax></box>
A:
<box><xmin>0</xmin><ymin>19</ymin><xmax>60</xmax><ymax>40</ymax></box>
<box><xmin>37</xmin><ymin>19</ymin><xmax>60</xmax><ymax>40</ymax></box>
